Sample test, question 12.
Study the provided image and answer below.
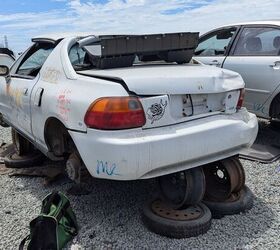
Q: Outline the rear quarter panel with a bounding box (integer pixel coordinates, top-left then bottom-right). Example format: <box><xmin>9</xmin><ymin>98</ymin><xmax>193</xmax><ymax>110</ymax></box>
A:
<box><xmin>31</xmin><ymin>38</ymin><xmax>128</xmax><ymax>149</ymax></box>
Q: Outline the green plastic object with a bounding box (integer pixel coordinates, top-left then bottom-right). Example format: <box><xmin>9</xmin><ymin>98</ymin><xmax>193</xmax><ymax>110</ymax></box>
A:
<box><xmin>19</xmin><ymin>191</ymin><xmax>78</xmax><ymax>250</ymax></box>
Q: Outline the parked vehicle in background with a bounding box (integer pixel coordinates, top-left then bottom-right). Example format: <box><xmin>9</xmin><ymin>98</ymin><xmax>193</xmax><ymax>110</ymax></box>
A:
<box><xmin>194</xmin><ymin>20</ymin><xmax>280</xmax><ymax>120</ymax></box>
<box><xmin>0</xmin><ymin>48</ymin><xmax>15</xmax><ymax>68</ymax></box>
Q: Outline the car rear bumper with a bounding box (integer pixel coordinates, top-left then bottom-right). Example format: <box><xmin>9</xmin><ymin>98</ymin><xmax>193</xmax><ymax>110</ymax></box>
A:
<box><xmin>69</xmin><ymin>108</ymin><xmax>258</xmax><ymax>180</ymax></box>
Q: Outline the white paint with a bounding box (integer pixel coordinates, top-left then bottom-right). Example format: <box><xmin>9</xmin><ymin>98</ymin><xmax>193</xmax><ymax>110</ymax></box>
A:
<box><xmin>69</xmin><ymin>109</ymin><xmax>258</xmax><ymax>180</ymax></box>
<box><xmin>81</xmin><ymin>64</ymin><xmax>244</xmax><ymax>95</ymax></box>
<box><xmin>0</xmin><ymin>35</ymin><xmax>258</xmax><ymax>181</ymax></box>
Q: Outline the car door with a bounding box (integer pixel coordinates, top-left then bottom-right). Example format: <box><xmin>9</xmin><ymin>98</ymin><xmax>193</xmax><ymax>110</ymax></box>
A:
<box><xmin>2</xmin><ymin>42</ymin><xmax>55</xmax><ymax>139</ymax></box>
<box><xmin>223</xmin><ymin>26</ymin><xmax>280</xmax><ymax>117</ymax></box>
<box><xmin>194</xmin><ymin>26</ymin><xmax>239</xmax><ymax>67</ymax></box>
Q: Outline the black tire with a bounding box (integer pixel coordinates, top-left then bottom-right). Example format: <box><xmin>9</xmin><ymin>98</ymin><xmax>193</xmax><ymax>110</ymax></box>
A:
<box><xmin>203</xmin><ymin>185</ymin><xmax>254</xmax><ymax>219</ymax></box>
<box><xmin>142</xmin><ymin>200</ymin><xmax>212</xmax><ymax>238</ymax></box>
<box><xmin>0</xmin><ymin>113</ymin><xmax>9</xmax><ymax>128</ymax></box>
<box><xmin>270</xmin><ymin>94</ymin><xmax>280</xmax><ymax>121</ymax></box>
<box><xmin>4</xmin><ymin>151</ymin><xmax>45</xmax><ymax>168</ymax></box>
<box><xmin>270</xmin><ymin>119</ymin><xmax>280</xmax><ymax>129</ymax></box>
<box><xmin>11</xmin><ymin>129</ymin><xmax>33</xmax><ymax>156</ymax></box>
<box><xmin>159</xmin><ymin>167</ymin><xmax>206</xmax><ymax>209</ymax></box>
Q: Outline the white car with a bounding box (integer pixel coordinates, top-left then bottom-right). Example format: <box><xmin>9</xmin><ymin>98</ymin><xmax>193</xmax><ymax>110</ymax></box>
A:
<box><xmin>194</xmin><ymin>20</ymin><xmax>280</xmax><ymax>120</ymax></box>
<box><xmin>0</xmin><ymin>33</ymin><xmax>258</xmax><ymax>182</ymax></box>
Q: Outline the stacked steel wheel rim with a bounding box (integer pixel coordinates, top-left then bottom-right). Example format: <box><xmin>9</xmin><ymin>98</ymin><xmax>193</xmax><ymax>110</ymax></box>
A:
<box><xmin>142</xmin><ymin>157</ymin><xmax>254</xmax><ymax>238</ymax></box>
<box><xmin>202</xmin><ymin>157</ymin><xmax>254</xmax><ymax>219</ymax></box>
<box><xmin>203</xmin><ymin>158</ymin><xmax>246</xmax><ymax>201</ymax></box>
<box><xmin>151</xmin><ymin>200</ymin><xmax>203</xmax><ymax>221</ymax></box>
<box><xmin>142</xmin><ymin>167</ymin><xmax>212</xmax><ymax>238</ymax></box>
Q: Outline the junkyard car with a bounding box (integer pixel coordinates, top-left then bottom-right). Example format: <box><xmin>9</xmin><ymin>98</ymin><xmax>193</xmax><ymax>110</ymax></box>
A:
<box><xmin>194</xmin><ymin>20</ymin><xmax>280</xmax><ymax>120</ymax></box>
<box><xmin>0</xmin><ymin>33</ymin><xmax>258</xmax><ymax>181</ymax></box>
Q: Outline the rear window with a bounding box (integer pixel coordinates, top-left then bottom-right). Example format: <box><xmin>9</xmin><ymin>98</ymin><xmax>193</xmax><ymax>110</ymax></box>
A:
<box><xmin>69</xmin><ymin>44</ymin><xmax>86</xmax><ymax>66</ymax></box>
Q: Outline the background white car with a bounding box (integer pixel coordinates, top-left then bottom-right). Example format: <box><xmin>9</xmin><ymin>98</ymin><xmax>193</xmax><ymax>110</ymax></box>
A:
<box><xmin>0</xmin><ymin>33</ymin><xmax>258</xmax><ymax>182</ymax></box>
<box><xmin>194</xmin><ymin>20</ymin><xmax>280</xmax><ymax>120</ymax></box>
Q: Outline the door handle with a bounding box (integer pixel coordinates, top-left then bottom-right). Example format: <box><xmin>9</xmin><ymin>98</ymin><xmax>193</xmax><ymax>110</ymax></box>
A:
<box><xmin>269</xmin><ymin>61</ymin><xmax>280</xmax><ymax>69</ymax></box>
<box><xmin>23</xmin><ymin>88</ymin><xmax>28</xmax><ymax>96</ymax></box>
<box><xmin>210</xmin><ymin>60</ymin><xmax>221</xmax><ymax>66</ymax></box>
<box><xmin>34</xmin><ymin>88</ymin><xmax>44</xmax><ymax>106</ymax></box>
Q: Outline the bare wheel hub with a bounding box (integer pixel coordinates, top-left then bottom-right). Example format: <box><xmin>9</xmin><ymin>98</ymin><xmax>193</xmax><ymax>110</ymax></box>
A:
<box><xmin>66</xmin><ymin>154</ymin><xmax>81</xmax><ymax>182</ymax></box>
<box><xmin>151</xmin><ymin>200</ymin><xmax>203</xmax><ymax>221</ymax></box>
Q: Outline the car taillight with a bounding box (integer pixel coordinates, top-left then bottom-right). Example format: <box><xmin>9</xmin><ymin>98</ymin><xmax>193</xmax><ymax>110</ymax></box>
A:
<box><xmin>237</xmin><ymin>88</ymin><xmax>245</xmax><ymax>109</ymax></box>
<box><xmin>84</xmin><ymin>96</ymin><xmax>146</xmax><ymax>130</ymax></box>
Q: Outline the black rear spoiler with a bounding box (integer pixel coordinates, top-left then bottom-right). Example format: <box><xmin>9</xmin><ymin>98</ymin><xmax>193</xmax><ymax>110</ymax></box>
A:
<box><xmin>81</xmin><ymin>32</ymin><xmax>199</xmax><ymax>69</ymax></box>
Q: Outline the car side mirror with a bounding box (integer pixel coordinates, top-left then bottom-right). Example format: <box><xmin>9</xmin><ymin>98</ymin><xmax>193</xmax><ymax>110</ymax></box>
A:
<box><xmin>0</xmin><ymin>65</ymin><xmax>11</xmax><ymax>84</ymax></box>
<box><xmin>0</xmin><ymin>65</ymin><xmax>9</xmax><ymax>76</ymax></box>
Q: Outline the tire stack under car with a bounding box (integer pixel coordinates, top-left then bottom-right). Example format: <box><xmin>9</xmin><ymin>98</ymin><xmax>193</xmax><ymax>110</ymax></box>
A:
<box><xmin>142</xmin><ymin>158</ymin><xmax>254</xmax><ymax>238</ymax></box>
<box><xmin>3</xmin><ymin>129</ymin><xmax>45</xmax><ymax>168</ymax></box>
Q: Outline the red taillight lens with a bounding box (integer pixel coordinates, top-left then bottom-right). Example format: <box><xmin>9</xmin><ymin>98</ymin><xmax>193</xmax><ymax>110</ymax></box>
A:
<box><xmin>237</xmin><ymin>88</ymin><xmax>245</xmax><ymax>109</ymax></box>
<box><xmin>84</xmin><ymin>97</ymin><xmax>146</xmax><ymax>130</ymax></box>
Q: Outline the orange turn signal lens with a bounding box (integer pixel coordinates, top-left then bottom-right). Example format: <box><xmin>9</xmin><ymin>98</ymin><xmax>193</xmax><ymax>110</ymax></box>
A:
<box><xmin>84</xmin><ymin>97</ymin><xmax>146</xmax><ymax>130</ymax></box>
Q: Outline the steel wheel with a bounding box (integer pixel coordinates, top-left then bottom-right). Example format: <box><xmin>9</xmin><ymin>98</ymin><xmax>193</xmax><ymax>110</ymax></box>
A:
<box><xmin>231</xmin><ymin>158</ymin><xmax>246</xmax><ymax>193</ymax></box>
<box><xmin>203</xmin><ymin>157</ymin><xmax>245</xmax><ymax>201</ymax></box>
<box><xmin>159</xmin><ymin>167</ymin><xmax>205</xmax><ymax>209</ymax></box>
<box><xmin>142</xmin><ymin>199</ymin><xmax>212</xmax><ymax>238</ymax></box>
<box><xmin>151</xmin><ymin>200</ymin><xmax>204</xmax><ymax>221</ymax></box>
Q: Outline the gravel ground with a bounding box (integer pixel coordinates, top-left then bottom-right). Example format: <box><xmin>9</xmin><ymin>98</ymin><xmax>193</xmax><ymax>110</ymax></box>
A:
<box><xmin>0</xmin><ymin>127</ymin><xmax>280</xmax><ymax>250</ymax></box>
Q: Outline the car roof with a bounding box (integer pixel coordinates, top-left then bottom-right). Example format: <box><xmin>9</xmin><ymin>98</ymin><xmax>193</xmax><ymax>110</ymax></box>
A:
<box><xmin>32</xmin><ymin>32</ymin><xmax>92</xmax><ymax>42</ymax></box>
<box><xmin>32</xmin><ymin>32</ymin><xmax>149</xmax><ymax>42</ymax></box>
<box><xmin>220</xmin><ymin>20</ymin><xmax>280</xmax><ymax>28</ymax></box>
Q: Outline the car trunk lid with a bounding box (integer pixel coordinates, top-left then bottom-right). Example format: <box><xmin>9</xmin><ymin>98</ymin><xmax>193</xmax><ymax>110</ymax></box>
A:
<box><xmin>79</xmin><ymin>64</ymin><xmax>243</xmax><ymax>95</ymax></box>
<box><xmin>79</xmin><ymin>64</ymin><xmax>244</xmax><ymax>129</ymax></box>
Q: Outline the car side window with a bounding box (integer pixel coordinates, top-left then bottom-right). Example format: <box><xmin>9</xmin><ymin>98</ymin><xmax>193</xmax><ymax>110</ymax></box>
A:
<box><xmin>233</xmin><ymin>27</ymin><xmax>280</xmax><ymax>56</ymax></box>
<box><xmin>69</xmin><ymin>44</ymin><xmax>87</xmax><ymax>68</ymax></box>
<box><xmin>195</xmin><ymin>27</ymin><xmax>237</xmax><ymax>56</ymax></box>
<box><xmin>16</xmin><ymin>42</ymin><xmax>55</xmax><ymax>77</ymax></box>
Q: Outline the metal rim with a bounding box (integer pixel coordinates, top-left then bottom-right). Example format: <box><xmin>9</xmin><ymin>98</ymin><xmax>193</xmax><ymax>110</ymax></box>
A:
<box><xmin>225</xmin><ymin>191</ymin><xmax>241</xmax><ymax>202</ymax></box>
<box><xmin>204</xmin><ymin>158</ymin><xmax>245</xmax><ymax>201</ymax></box>
<box><xmin>231</xmin><ymin>158</ymin><xmax>246</xmax><ymax>193</ymax></box>
<box><xmin>151</xmin><ymin>200</ymin><xmax>203</xmax><ymax>221</ymax></box>
<box><xmin>159</xmin><ymin>171</ymin><xmax>189</xmax><ymax>209</ymax></box>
